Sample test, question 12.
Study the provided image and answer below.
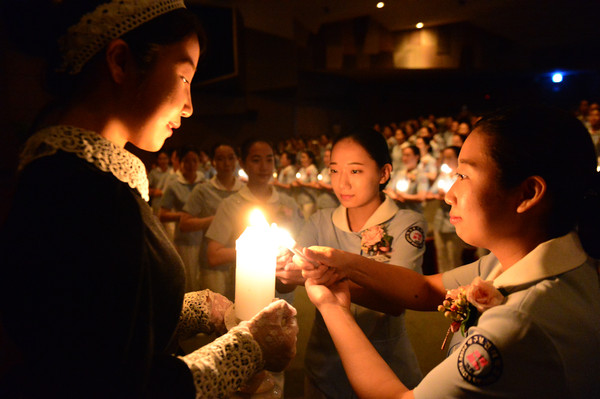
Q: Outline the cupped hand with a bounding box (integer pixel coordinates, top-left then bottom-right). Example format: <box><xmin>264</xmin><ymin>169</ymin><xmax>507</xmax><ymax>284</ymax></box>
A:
<box><xmin>245</xmin><ymin>299</ymin><xmax>298</xmax><ymax>372</ymax></box>
<box><xmin>208</xmin><ymin>291</ymin><xmax>233</xmax><ymax>336</ymax></box>
<box><xmin>276</xmin><ymin>251</ymin><xmax>305</xmax><ymax>286</ymax></box>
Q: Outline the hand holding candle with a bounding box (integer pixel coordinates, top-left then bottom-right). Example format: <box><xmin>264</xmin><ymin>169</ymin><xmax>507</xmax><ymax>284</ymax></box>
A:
<box><xmin>242</xmin><ymin>299</ymin><xmax>299</xmax><ymax>372</ymax></box>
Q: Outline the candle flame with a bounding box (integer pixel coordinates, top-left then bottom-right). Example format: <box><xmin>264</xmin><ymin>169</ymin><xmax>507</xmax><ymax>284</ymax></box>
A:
<box><xmin>272</xmin><ymin>223</ymin><xmax>296</xmax><ymax>250</ymax></box>
<box><xmin>296</xmin><ymin>172</ymin><xmax>301</xmax><ymax>179</ymax></box>
<box><xmin>396</xmin><ymin>178</ymin><xmax>410</xmax><ymax>192</ymax></box>
<box><xmin>248</xmin><ymin>208</ymin><xmax>269</xmax><ymax>228</ymax></box>
<box><xmin>317</xmin><ymin>174</ymin><xmax>323</xmax><ymax>181</ymax></box>
<box><xmin>440</xmin><ymin>163</ymin><xmax>452</xmax><ymax>174</ymax></box>
<box><xmin>438</xmin><ymin>175</ymin><xmax>457</xmax><ymax>193</ymax></box>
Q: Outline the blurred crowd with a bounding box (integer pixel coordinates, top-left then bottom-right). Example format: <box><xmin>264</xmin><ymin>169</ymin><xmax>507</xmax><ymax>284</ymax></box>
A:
<box><xmin>147</xmin><ymin>100</ymin><xmax>600</xmax><ymax>290</ymax></box>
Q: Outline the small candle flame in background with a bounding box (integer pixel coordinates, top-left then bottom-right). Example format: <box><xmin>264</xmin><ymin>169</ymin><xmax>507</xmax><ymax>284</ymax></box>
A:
<box><xmin>396</xmin><ymin>178</ymin><xmax>410</xmax><ymax>192</ymax></box>
<box><xmin>238</xmin><ymin>169</ymin><xmax>248</xmax><ymax>181</ymax></box>
<box><xmin>273</xmin><ymin>171</ymin><xmax>278</xmax><ymax>179</ymax></box>
<box><xmin>440</xmin><ymin>163</ymin><xmax>452</xmax><ymax>174</ymax></box>
<box><xmin>296</xmin><ymin>172</ymin><xmax>302</xmax><ymax>179</ymax></box>
<box><xmin>437</xmin><ymin>177</ymin><xmax>455</xmax><ymax>193</ymax></box>
<box><xmin>437</xmin><ymin>163</ymin><xmax>456</xmax><ymax>193</ymax></box>
<box><xmin>317</xmin><ymin>173</ymin><xmax>323</xmax><ymax>181</ymax></box>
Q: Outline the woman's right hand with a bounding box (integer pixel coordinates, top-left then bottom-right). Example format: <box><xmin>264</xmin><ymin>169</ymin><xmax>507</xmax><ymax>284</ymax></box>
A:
<box><xmin>294</xmin><ymin>246</ymin><xmax>353</xmax><ymax>282</ymax></box>
<box><xmin>244</xmin><ymin>299</ymin><xmax>298</xmax><ymax>372</ymax></box>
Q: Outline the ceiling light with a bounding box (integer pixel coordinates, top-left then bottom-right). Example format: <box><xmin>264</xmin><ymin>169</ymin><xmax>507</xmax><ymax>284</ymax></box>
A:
<box><xmin>377</xmin><ymin>2</ymin><xmax>385</xmax><ymax>9</ymax></box>
<box><xmin>551</xmin><ymin>72</ymin><xmax>563</xmax><ymax>83</ymax></box>
<box><xmin>416</xmin><ymin>22</ymin><xmax>424</xmax><ymax>29</ymax></box>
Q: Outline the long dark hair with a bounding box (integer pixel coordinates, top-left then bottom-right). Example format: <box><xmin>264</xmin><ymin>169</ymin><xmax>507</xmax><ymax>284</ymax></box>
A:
<box><xmin>331</xmin><ymin>127</ymin><xmax>392</xmax><ymax>191</ymax></box>
<box><xmin>474</xmin><ymin>105</ymin><xmax>600</xmax><ymax>257</ymax></box>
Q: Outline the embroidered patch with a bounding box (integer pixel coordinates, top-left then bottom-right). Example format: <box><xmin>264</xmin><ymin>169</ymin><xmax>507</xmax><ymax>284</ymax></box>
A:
<box><xmin>457</xmin><ymin>334</ymin><xmax>502</xmax><ymax>386</ymax></box>
<box><xmin>405</xmin><ymin>226</ymin><xmax>425</xmax><ymax>248</ymax></box>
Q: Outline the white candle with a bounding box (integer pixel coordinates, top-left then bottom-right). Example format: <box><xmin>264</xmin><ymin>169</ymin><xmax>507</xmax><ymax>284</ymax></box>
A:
<box><xmin>235</xmin><ymin>209</ymin><xmax>276</xmax><ymax>321</ymax></box>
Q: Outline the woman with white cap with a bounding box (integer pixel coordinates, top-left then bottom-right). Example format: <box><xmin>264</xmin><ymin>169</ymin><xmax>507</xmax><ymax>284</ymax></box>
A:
<box><xmin>0</xmin><ymin>1</ymin><xmax>297</xmax><ymax>398</ymax></box>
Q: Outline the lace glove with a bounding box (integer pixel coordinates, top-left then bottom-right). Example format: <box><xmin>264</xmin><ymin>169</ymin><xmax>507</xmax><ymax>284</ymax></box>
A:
<box><xmin>242</xmin><ymin>299</ymin><xmax>299</xmax><ymax>372</ymax></box>
<box><xmin>174</xmin><ymin>290</ymin><xmax>233</xmax><ymax>341</ymax></box>
<box><xmin>179</xmin><ymin>327</ymin><xmax>263</xmax><ymax>399</ymax></box>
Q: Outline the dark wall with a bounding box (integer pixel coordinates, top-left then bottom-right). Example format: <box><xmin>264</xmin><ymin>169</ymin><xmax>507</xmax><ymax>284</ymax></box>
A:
<box><xmin>3</xmin><ymin>12</ymin><xmax>600</xmax><ymax>221</ymax></box>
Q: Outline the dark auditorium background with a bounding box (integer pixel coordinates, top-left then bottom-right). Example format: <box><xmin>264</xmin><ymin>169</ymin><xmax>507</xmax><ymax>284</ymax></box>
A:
<box><xmin>2</xmin><ymin>0</ymin><xmax>600</xmax><ymax>220</ymax></box>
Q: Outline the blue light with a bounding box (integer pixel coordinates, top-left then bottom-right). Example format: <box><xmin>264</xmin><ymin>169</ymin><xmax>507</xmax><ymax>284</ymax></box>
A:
<box><xmin>552</xmin><ymin>72</ymin><xmax>563</xmax><ymax>83</ymax></box>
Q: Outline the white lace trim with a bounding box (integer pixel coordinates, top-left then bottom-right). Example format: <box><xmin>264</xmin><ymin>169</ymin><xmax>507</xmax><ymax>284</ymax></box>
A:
<box><xmin>20</xmin><ymin>125</ymin><xmax>149</xmax><ymax>201</ymax></box>
<box><xmin>58</xmin><ymin>0</ymin><xmax>186</xmax><ymax>74</ymax></box>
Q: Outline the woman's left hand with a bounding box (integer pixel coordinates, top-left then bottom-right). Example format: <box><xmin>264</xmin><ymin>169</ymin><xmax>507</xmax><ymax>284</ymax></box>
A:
<box><xmin>305</xmin><ymin>278</ymin><xmax>351</xmax><ymax>311</ymax></box>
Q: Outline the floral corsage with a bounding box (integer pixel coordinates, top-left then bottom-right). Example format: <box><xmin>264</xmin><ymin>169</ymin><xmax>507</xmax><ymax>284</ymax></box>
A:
<box><xmin>438</xmin><ymin>277</ymin><xmax>506</xmax><ymax>349</ymax></box>
<box><xmin>360</xmin><ymin>224</ymin><xmax>393</xmax><ymax>257</ymax></box>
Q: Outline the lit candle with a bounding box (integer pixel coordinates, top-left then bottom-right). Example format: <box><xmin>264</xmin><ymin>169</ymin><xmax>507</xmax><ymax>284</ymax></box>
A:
<box><xmin>317</xmin><ymin>173</ymin><xmax>323</xmax><ymax>181</ymax></box>
<box><xmin>235</xmin><ymin>209</ymin><xmax>277</xmax><ymax>320</ymax></box>
<box><xmin>396</xmin><ymin>178</ymin><xmax>410</xmax><ymax>192</ymax></box>
<box><xmin>437</xmin><ymin>164</ymin><xmax>456</xmax><ymax>193</ymax></box>
<box><xmin>272</xmin><ymin>224</ymin><xmax>318</xmax><ymax>269</ymax></box>
<box><xmin>437</xmin><ymin>176</ymin><xmax>455</xmax><ymax>193</ymax></box>
<box><xmin>296</xmin><ymin>172</ymin><xmax>302</xmax><ymax>179</ymax></box>
<box><xmin>238</xmin><ymin>169</ymin><xmax>248</xmax><ymax>181</ymax></box>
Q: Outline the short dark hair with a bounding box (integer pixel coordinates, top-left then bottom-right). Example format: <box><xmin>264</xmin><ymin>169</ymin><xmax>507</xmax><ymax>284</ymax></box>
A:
<box><xmin>179</xmin><ymin>145</ymin><xmax>200</xmax><ymax>160</ymax></box>
<box><xmin>474</xmin><ymin>105</ymin><xmax>598</xmax><ymax>244</ymax></box>
<box><xmin>405</xmin><ymin>145</ymin><xmax>421</xmax><ymax>161</ymax></box>
<box><xmin>282</xmin><ymin>151</ymin><xmax>296</xmax><ymax>165</ymax></box>
<box><xmin>301</xmin><ymin>150</ymin><xmax>316</xmax><ymax>166</ymax></box>
<box><xmin>240</xmin><ymin>137</ymin><xmax>273</xmax><ymax>162</ymax></box>
<box><xmin>210</xmin><ymin>142</ymin><xmax>237</xmax><ymax>159</ymax></box>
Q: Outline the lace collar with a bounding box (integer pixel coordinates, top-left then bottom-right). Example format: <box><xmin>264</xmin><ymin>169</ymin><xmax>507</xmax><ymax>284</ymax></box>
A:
<box><xmin>20</xmin><ymin>125</ymin><xmax>150</xmax><ymax>201</ymax></box>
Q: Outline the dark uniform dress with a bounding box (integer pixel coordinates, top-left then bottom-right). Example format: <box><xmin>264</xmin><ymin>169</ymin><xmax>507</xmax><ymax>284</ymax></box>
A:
<box><xmin>0</xmin><ymin>126</ymin><xmax>262</xmax><ymax>398</ymax></box>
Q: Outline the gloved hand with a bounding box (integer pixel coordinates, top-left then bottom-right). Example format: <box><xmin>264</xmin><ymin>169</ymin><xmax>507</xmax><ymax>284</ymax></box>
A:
<box><xmin>242</xmin><ymin>299</ymin><xmax>298</xmax><ymax>372</ymax></box>
<box><xmin>207</xmin><ymin>291</ymin><xmax>233</xmax><ymax>336</ymax></box>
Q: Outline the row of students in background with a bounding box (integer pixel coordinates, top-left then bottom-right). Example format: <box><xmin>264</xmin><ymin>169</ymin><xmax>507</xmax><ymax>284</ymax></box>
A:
<box><xmin>149</xmin><ymin>98</ymin><xmax>600</xmax><ymax>287</ymax></box>
<box><xmin>149</xmin><ymin>131</ymin><xmax>470</xmax><ymax>283</ymax></box>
